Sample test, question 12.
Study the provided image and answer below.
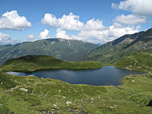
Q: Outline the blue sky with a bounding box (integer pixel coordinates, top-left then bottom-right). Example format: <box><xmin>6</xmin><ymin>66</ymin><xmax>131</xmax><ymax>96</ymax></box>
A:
<box><xmin>0</xmin><ymin>0</ymin><xmax>152</xmax><ymax>44</ymax></box>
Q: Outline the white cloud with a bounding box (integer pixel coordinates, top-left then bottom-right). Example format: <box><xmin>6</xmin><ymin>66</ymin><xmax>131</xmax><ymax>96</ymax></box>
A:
<box><xmin>42</xmin><ymin>13</ymin><xmax>84</xmax><ymax>31</ymax></box>
<box><xmin>112</xmin><ymin>0</ymin><xmax>152</xmax><ymax>15</ymax></box>
<box><xmin>114</xmin><ymin>14</ymin><xmax>146</xmax><ymax>25</ymax></box>
<box><xmin>56</xmin><ymin>28</ymin><xmax>70</xmax><ymax>39</ymax></box>
<box><xmin>0</xmin><ymin>32</ymin><xmax>10</xmax><ymax>42</ymax></box>
<box><xmin>0</xmin><ymin>10</ymin><xmax>31</xmax><ymax>30</ymax></box>
<box><xmin>42</xmin><ymin>12</ymin><xmax>140</xmax><ymax>44</ymax></box>
<box><xmin>0</xmin><ymin>32</ymin><xmax>19</xmax><ymax>44</ymax></box>
<box><xmin>99</xmin><ymin>25</ymin><xmax>139</xmax><ymax>42</ymax></box>
<box><xmin>78</xmin><ymin>25</ymin><xmax>138</xmax><ymax>43</ymax></box>
<box><xmin>41</xmin><ymin>13</ymin><xmax>57</xmax><ymax>27</ymax></box>
<box><xmin>41</xmin><ymin>13</ymin><xmax>104</xmax><ymax>31</ymax></box>
<box><xmin>27</xmin><ymin>34</ymin><xmax>35</xmax><ymax>39</ymax></box>
<box><xmin>55</xmin><ymin>25</ymin><xmax>139</xmax><ymax>44</ymax></box>
<box><xmin>84</xmin><ymin>18</ymin><xmax>104</xmax><ymax>30</ymax></box>
<box><xmin>57</xmin><ymin>13</ymin><xmax>84</xmax><ymax>31</ymax></box>
<box><xmin>39</xmin><ymin>29</ymin><xmax>51</xmax><ymax>39</ymax></box>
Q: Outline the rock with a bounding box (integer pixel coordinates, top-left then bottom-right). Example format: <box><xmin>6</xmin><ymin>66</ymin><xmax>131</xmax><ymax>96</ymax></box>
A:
<box><xmin>63</xmin><ymin>96</ymin><xmax>66</xmax><ymax>99</ymax></box>
<box><xmin>20</xmin><ymin>88</ymin><xmax>28</xmax><ymax>92</ymax></box>
<box><xmin>53</xmin><ymin>104</ymin><xmax>59</xmax><ymax>109</ymax></box>
<box><xmin>53</xmin><ymin>104</ymin><xmax>57</xmax><ymax>107</ymax></box>
<box><xmin>109</xmin><ymin>106</ymin><xmax>114</xmax><ymax>108</ymax></box>
<box><xmin>109</xmin><ymin>105</ymin><xmax>118</xmax><ymax>109</ymax></box>
<box><xmin>66</xmin><ymin>101</ymin><xmax>72</xmax><ymax>105</ymax></box>
<box><xmin>114</xmin><ymin>105</ymin><xmax>119</xmax><ymax>108</ymax></box>
<box><xmin>132</xmin><ymin>80</ymin><xmax>135</xmax><ymax>82</ymax></box>
<box><xmin>10</xmin><ymin>86</ymin><xmax>19</xmax><ymax>92</ymax></box>
<box><xmin>147</xmin><ymin>100</ymin><xmax>152</xmax><ymax>106</ymax></box>
<box><xmin>90</xmin><ymin>98</ymin><xmax>94</xmax><ymax>101</ymax></box>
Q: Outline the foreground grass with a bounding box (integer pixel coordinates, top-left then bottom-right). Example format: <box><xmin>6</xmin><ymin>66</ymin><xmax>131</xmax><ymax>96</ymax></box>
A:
<box><xmin>0</xmin><ymin>71</ymin><xmax>152</xmax><ymax>114</ymax></box>
<box><xmin>0</xmin><ymin>55</ymin><xmax>103</xmax><ymax>72</ymax></box>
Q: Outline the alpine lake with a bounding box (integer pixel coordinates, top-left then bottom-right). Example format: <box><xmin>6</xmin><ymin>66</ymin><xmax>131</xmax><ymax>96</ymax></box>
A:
<box><xmin>6</xmin><ymin>66</ymin><xmax>144</xmax><ymax>86</ymax></box>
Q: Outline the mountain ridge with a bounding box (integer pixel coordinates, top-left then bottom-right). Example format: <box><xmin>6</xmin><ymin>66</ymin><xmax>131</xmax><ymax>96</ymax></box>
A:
<box><xmin>0</xmin><ymin>38</ymin><xmax>98</xmax><ymax>65</ymax></box>
<box><xmin>0</xmin><ymin>28</ymin><xmax>152</xmax><ymax>65</ymax></box>
<box><xmin>85</xmin><ymin>28</ymin><xmax>152</xmax><ymax>64</ymax></box>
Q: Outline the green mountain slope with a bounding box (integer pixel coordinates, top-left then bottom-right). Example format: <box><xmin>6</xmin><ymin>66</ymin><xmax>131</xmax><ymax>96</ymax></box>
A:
<box><xmin>0</xmin><ymin>38</ymin><xmax>98</xmax><ymax>65</ymax></box>
<box><xmin>0</xmin><ymin>55</ymin><xmax>102</xmax><ymax>72</ymax></box>
<box><xmin>85</xmin><ymin>28</ymin><xmax>152</xmax><ymax>64</ymax></box>
<box><xmin>116</xmin><ymin>52</ymin><xmax>152</xmax><ymax>72</ymax></box>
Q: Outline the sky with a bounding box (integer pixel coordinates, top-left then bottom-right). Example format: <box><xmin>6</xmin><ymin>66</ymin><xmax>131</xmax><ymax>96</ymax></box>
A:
<box><xmin>0</xmin><ymin>0</ymin><xmax>152</xmax><ymax>44</ymax></box>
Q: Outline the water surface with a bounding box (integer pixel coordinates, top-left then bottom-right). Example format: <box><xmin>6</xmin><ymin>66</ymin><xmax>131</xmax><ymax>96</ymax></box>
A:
<box><xmin>7</xmin><ymin>66</ymin><xmax>143</xmax><ymax>86</ymax></box>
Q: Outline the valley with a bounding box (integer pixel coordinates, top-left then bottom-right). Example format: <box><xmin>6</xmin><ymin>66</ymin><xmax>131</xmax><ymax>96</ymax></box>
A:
<box><xmin>0</xmin><ymin>28</ymin><xmax>152</xmax><ymax>114</ymax></box>
<box><xmin>1</xmin><ymin>0</ymin><xmax>152</xmax><ymax>113</ymax></box>
<box><xmin>0</xmin><ymin>50</ymin><xmax>152</xmax><ymax>113</ymax></box>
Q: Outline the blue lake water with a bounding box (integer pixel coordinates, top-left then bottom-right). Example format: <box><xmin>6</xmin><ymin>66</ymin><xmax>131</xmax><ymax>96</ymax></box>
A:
<box><xmin>6</xmin><ymin>66</ymin><xmax>143</xmax><ymax>86</ymax></box>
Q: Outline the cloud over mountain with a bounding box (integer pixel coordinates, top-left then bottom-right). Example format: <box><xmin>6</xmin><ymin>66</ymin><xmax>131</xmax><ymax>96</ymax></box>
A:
<box><xmin>39</xmin><ymin>29</ymin><xmax>51</xmax><ymax>39</ymax></box>
<box><xmin>0</xmin><ymin>10</ymin><xmax>31</xmax><ymax>30</ymax></box>
<box><xmin>55</xmin><ymin>24</ymin><xmax>138</xmax><ymax>44</ymax></box>
<box><xmin>41</xmin><ymin>13</ymin><xmax>104</xmax><ymax>31</ymax></box>
<box><xmin>41</xmin><ymin>13</ymin><xmax>84</xmax><ymax>31</ymax></box>
<box><xmin>42</xmin><ymin>13</ymin><xmax>139</xmax><ymax>44</ymax></box>
<box><xmin>0</xmin><ymin>32</ymin><xmax>19</xmax><ymax>44</ymax></box>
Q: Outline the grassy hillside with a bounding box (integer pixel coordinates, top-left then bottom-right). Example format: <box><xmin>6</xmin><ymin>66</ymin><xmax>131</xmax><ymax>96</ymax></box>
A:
<box><xmin>116</xmin><ymin>52</ymin><xmax>152</xmax><ymax>72</ymax></box>
<box><xmin>0</xmin><ymin>55</ymin><xmax>103</xmax><ymax>72</ymax></box>
<box><xmin>0</xmin><ymin>51</ymin><xmax>152</xmax><ymax>113</ymax></box>
<box><xmin>0</xmin><ymin>38</ymin><xmax>98</xmax><ymax>65</ymax></box>
<box><xmin>85</xmin><ymin>28</ymin><xmax>152</xmax><ymax>64</ymax></box>
<box><xmin>0</xmin><ymin>71</ymin><xmax>152</xmax><ymax>114</ymax></box>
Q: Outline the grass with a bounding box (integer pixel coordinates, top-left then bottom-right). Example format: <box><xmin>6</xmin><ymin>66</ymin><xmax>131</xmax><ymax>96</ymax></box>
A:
<box><xmin>115</xmin><ymin>52</ymin><xmax>152</xmax><ymax>72</ymax></box>
<box><xmin>0</xmin><ymin>53</ymin><xmax>152</xmax><ymax>113</ymax></box>
<box><xmin>0</xmin><ymin>55</ymin><xmax>103</xmax><ymax>72</ymax></box>
<box><xmin>0</xmin><ymin>71</ymin><xmax>152</xmax><ymax>114</ymax></box>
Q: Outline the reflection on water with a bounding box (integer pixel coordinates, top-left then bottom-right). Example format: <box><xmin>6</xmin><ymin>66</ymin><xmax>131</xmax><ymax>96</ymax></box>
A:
<box><xmin>6</xmin><ymin>66</ymin><xmax>143</xmax><ymax>86</ymax></box>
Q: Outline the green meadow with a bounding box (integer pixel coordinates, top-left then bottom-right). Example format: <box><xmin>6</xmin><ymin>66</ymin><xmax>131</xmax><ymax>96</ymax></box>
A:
<box><xmin>0</xmin><ymin>53</ymin><xmax>152</xmax><ymax>114</ymax></box>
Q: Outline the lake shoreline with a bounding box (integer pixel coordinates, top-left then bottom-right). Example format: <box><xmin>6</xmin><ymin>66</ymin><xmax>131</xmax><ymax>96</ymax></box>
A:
<box><xmin>6</xmin><ymin>66</ymin><xmax>144</xmax><ymax>86</ymax></box>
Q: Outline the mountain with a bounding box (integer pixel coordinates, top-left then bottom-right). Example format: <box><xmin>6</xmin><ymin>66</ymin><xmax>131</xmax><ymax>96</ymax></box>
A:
<box><xmin>116</xmin><ymin>52</ymin><xmax>152</xmax><ymax>72</ymax></box>
<box><xmin>0</xmin><ymin>38</ymin><xmax>98</xmax><ymax>65</ymax></box>
<box><xmin>0</xmin><ymin>55</ymin><xmax>102</xmax><ymax>72</ymax></box>
<box><xmin>85</xmin><ymin>28</ymin><xmax>152</xmax><ymax>64</ymax></box>
<box><xmin>1</xmin><ymin>28</ymin><xmax>152</xmax><ymax>65</ymax></box>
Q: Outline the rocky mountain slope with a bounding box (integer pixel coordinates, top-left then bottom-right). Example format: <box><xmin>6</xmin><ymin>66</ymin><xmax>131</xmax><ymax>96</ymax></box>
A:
<box><xmin>85</xmin><ymin>28</ymin><xmax>152</xmax><ymax>64</ymax></box>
